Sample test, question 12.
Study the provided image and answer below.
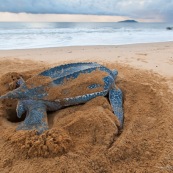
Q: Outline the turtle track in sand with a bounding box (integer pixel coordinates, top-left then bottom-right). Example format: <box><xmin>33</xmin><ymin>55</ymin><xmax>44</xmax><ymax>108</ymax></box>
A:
<box><xmin>0</xmin><ymin>59</ymin><xmax>173</xmax><ymax>173</ymax></box>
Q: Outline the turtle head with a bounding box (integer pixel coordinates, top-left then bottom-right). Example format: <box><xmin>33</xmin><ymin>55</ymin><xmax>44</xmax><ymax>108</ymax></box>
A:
<box><xmin>0</xmin><ymin>91</ymin><xmax>17</xmax><ymax>100</ymax></box>
<box><xmin>0</xmin><ymin>77</ymin><xmax>27</xmax><ymax>100</ymax></box>
<box><xmin>0</xmin><ymin>86</ymin><xmax>27</xmax><ymax>100</ymax></box>
<box><xmin>0</xmin><ymin>84</ymin><xmax>47</xmax><ymax>100</ymax></box>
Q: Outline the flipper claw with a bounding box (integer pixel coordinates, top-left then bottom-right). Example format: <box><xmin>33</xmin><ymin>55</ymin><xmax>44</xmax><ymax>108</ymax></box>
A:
<box><xmin>16</xmin><ymin>101</ymin><xmax>26</xmax><ymax>118</ymax></box>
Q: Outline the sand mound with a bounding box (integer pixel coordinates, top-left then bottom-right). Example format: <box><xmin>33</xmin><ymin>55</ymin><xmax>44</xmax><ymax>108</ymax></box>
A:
<box><xmin>6</xmin><ymin>128</ymin><xmax>73</xmax><ymax>158</ymax></box>
<box><xmin>0</xmin><ymin>59</ymin><xmax>173</xmax><ymax>173</ymax></box>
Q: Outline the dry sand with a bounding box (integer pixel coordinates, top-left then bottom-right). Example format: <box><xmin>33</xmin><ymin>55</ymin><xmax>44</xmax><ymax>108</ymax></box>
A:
<box><xmin>0</xmin><ymin>42</ymin><xmax>173</xmax><ymax>172</ymax></box>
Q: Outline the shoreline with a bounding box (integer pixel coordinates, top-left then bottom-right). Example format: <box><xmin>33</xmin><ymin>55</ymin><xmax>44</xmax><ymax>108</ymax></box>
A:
<box><xmin>1</xmin><ymin>41</ymin><xmax>173</xmax><ymax>51</ymax></box>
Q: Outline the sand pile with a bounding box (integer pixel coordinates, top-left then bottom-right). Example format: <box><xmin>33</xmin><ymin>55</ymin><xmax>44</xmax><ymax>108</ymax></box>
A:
<box><xmin>0</xmin><ymin>59</ymin><xmax>173</xmax><ymax>173</ymax></box>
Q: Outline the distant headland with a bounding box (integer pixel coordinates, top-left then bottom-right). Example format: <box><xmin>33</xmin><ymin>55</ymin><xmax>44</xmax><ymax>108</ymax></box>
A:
<box><xmin>118</xmin><ymin>20</ymin><xmax>138</xmax><ymax>23</ymax></box>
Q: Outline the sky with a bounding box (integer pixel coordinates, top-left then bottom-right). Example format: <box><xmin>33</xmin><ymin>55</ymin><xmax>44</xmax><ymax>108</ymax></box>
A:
<box><xmin>0</xmin><ymin>0</ymin><xmax>173</xmax><ymax>22</ymax></box>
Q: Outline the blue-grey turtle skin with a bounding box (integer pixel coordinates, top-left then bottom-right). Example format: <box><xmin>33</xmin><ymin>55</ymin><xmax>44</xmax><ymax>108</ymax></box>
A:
<box><xmin>0</xmin><ymin>62</ymin><xmax>123</xmax><ymax>134</ymax></box>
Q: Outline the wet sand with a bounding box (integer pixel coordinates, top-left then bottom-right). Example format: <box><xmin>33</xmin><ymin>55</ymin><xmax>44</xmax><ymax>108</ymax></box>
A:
<box><xmin>0</xmin><ymin>42</ymin><xmax>173</xmax><ymax>172</ymax></box>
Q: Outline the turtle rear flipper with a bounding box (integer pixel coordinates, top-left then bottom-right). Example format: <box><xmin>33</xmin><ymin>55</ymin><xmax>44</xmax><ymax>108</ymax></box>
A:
<box><xmin>16</xmin><ymin>100</ymin><xmax>48</xmax><ymax>134</ymax></box>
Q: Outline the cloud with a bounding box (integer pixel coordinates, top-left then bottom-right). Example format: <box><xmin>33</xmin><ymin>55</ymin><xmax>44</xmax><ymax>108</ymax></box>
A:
<box><xmin>0</xmin><ymin>0</ymin><xmax>172</xmax><ymax>22</ymax></box>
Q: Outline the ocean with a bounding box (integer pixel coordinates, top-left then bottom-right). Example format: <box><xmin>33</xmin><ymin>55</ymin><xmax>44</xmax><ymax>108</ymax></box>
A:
<box><xmin>0</xmin><ymin>22</ymin><xmax>172</xmax><ymax>50</ymax></box>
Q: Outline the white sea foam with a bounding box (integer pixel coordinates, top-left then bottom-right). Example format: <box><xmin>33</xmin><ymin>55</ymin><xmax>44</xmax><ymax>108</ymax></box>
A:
<box><xmin>0</xmin><ymin>22</ymin><xmax>172</xmax><ymax>50</ymax></box>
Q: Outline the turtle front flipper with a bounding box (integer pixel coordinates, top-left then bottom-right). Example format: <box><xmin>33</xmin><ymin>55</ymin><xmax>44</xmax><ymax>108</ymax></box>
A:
<box><xmin>109</xmin><ymin>88</ymin><xmax>123</xmax><ymax>129</ymax></box>
<box><xmin>16</xmin><ymin>100</ymin><xmax>48</xmax><ymax>134</ymax></box>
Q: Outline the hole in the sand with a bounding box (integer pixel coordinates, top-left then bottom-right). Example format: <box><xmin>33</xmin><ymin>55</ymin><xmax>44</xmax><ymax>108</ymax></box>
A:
<box><xmin>6</xmin><ymin>109</ymin><xmax>26</xmax><ymax>123</ymax></box>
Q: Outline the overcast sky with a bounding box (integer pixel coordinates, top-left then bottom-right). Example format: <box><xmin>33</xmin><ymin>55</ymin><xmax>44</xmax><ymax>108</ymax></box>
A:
<box><xmin>0</xmin><ymin>0</ymin><xmax>173</xmax><ymax>22</ymax></box>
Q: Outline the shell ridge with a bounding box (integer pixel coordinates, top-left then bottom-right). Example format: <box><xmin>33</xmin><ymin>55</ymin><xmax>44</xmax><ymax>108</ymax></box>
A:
<box><xmin>40</xmin><ymin>62</ymin><xmax>100</xmax><ymax>78</ymax></box>
<box><xmin>52</xmin><ymin>66</ymin><xmax>105</xmax><ymax>85</ymax></box>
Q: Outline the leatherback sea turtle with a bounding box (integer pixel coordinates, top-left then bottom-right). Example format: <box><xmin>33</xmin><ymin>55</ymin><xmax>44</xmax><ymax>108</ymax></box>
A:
<box><xmin>0</xmin><ymin>62</ymin><xmax>123</xmax><ymax>134</ymax></box>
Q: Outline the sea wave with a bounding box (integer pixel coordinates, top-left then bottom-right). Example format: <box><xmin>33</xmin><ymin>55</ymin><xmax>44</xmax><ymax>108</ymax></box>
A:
<box><xmin>0</xmin><ymin>22</ymin><xmax>172</xmax><ymax>50</ymax></box>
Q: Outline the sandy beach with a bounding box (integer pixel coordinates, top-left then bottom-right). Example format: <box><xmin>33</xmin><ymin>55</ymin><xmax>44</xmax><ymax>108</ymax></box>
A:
<box><xmin>0</xmin><ymin>42</ymin><xmax>173</xmax><ymax>172</ymax></box>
